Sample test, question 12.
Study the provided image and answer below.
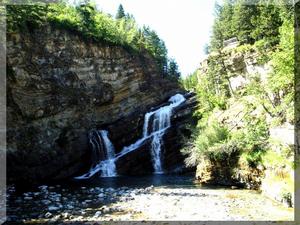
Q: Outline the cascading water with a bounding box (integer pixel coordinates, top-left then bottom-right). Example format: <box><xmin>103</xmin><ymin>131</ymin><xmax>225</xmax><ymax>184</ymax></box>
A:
<box><xmin>75</xmin><ymin>130</ymin><xmax>117</xmax><ymax>179</ymax></box>
<box><xmin>99</xmin><ymin>130</ymin><xmax>117</xmax><ymax>177</ymax></box>
<box><xmin>75</xmin><ymin>93</ymin><xmax>186</xmax><ymax>179</ymax></box>
<box><xmin>116</xmin><ymin>93</ymin><xmax>186</xmax><ymax>173</ymax></box>
<box><xmin>145</xmin><ymin>94</ymin><xmax>185</xmax><ymax>173</ymax></box>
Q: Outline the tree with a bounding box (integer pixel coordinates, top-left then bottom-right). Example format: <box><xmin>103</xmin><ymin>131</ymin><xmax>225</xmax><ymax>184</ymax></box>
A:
<box><xmin>203</xmin><ymin>43</ymin><xmax>210</xmax><ymax>55</ymax></box>
<box><xmin>142</xmin><ymin>26</ymin><xmax>168</xmax><ymax>75</ymax></box>
<box><xmin>232</xmin><ymin>0</ymin><xmax>259</xmax><ymax>44</ymax></box>
<box><xmin>76</xmin><ymin>1</ymin><xmax>97</xmax><ymax>35</ymax></box>
<box><xmin>267</xmin><ymin>13</ymin><xmax>294</xmax><ymax>122</ymax></box>
<box><xmin>168</xmin><ymin>58</ymin><xmax>181</xmax><ymax>79</ymax></box>
<box><xmin>210</xmin><ymin>0</ymin><xmax>235</xmax><ymax>51</ymax></box>
<box><xmin>6</xmin><ymin>4</ymin><xmax>48</xmax><ymax>31</ymax></box>
<box><xmin>218</xmin><ymin>0</ymin><xmax>235</xmax><ymax>40</ymax></box>
<box><xmin>116</xmin><ymin>4</ymin><xmax>125</xmax><ymax>19</ymax></box>
<box><xmin>251</xmin><ymin>1</ymin><xmax>282</xmax><ymax>46</ymax></box>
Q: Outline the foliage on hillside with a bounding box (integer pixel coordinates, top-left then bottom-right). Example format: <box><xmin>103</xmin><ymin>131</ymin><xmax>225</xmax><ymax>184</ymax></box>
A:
<box><xmin>6</xmin><ymin>2</ymin><xmax>180</xmax><ymax>79</ymax></box>
<box><xmin>209</xmin><ymin>0</ymin><xmax>292</xmax><ymax>52</ymax></box>
<box><xmin>181</xmin><ymin>1</ymin><xmax>294</xmax><ymax>173</ymax></box>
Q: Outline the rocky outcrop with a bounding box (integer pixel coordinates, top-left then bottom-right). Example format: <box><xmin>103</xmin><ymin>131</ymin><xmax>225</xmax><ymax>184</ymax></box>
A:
<box><xmin>115</xmin><ymin>138</ymin><xmax>154</xmax><ymax>175</ymax></box>
<box><xmin>6</xmin><ymin>24</ymin><xmax>191</xmax><ymax>184</ymax></box>
<box><xmin>195</xmin><ymin>150</ymin><xmax>264</xmax><ymax>189</ymax></box>
<box><xmin>198</xmin><ymin>49</ymin><xmax>271</xmax><ymax>93</ymax></box>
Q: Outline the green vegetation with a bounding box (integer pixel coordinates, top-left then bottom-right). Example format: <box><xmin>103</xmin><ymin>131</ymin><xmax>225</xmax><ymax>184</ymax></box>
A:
<box><xmin>6</xmin><ymin>1</ymin><xmax>180</xmax><ymax>78</ymax></box>
<box><xmin>181</xmin><ymin>1</ymin><xmax>294</xmax><ymax>174</ymax></box>
<box><xmin>209</xmin><ymin>0</ymin><xmax>291</xmax><ymax>52</ymax></box>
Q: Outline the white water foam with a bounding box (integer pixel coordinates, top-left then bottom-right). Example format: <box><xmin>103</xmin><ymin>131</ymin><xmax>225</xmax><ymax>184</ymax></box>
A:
<box><xmin>75</xmin><ymin>130</ymin><xmax>117</xmax><ymax>179</ymax></box>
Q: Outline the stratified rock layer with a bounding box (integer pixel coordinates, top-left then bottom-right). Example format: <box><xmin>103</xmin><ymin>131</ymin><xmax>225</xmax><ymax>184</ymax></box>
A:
<box><xmin>6</xmin><ymin>24</ymin><xmax>193</xmax><ymax>184</ymax></box>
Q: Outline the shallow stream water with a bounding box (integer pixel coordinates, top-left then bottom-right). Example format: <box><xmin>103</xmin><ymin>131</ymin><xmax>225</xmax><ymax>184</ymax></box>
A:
<box><xmin>6</xmin><ymin>174</ymin><xmax>294</xmax><ymax>223</ymax></box>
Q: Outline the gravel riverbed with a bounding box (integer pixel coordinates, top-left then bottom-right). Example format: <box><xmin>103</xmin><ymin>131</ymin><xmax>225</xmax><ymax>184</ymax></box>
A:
<box><xmin>6</xmin><ymin>184</ymin><xmax>294</xmax><ymax>223</ymax></box>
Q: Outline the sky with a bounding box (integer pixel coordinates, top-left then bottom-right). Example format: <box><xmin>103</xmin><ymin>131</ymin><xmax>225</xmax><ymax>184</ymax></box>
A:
<box><xmin>71</xmin><ymin>0</ymin><xmax>216</xmax><ymax>77</ymax></box>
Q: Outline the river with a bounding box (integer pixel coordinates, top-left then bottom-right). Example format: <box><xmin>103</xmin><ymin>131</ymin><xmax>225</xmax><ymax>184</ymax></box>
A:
<box><xmin>6</xmin><ymin>174</ymin><xmax>294</xmax><ymax>223</ymax></box>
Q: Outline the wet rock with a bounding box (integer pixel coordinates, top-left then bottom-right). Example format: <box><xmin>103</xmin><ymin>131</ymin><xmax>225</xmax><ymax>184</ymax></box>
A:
<box><xmin>115</xmin><ymin>138</ymin><xmax>154</xmax><ymax>175</ymax></box>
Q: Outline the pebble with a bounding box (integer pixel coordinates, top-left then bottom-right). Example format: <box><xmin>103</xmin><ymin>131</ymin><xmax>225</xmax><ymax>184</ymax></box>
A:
<box><xmin>94</xmin><ymin>211</ymin><xmax>102</xmax><ymax>217</ymax></box>
<box><xmin>24</xmin><ymin>196</ymin><xmax>33</xmax><ymax>200</ymax></box>
<box><xmin>44</xmin><ymin>212</ymin><xmax>52</xmax><ymax>218</ymax></box>
<box><xmin>98</xmin><ymin>193</ymin><xmax>104</xmax><ymax>198</ymax></box>
<box><xmin>101</xmin><ymin>206</ymin><xmax>110</xmax><ymax>213</ymax></box>
<box><xmin>7</xmin><ymin>184</ymin><xmax>294</xmax><ymax>222</ymax></box>
<box><xmin>39</xmin><ymin>185</ymin><xmax>48</xmax><ymax>190</ymax></box>
<box><xmin>48</xmin><ymin>206</ymin><xmax>60</xmax><ymax>211</ymax></box>
<box><xmin>62</xmin><ymin>212</ymin><xmax>70</xmax><ymax>219</ymax></box>
<box><xmin>107</xmin><ymin>188</ymin><xmax>114</xmax><ymax>192</ymax></box>
<box><xmin>66</xmin><ymin>205</ymin><xmax>74</xmax><ymax>209</ymax></box>
<box><xmin>41</xmin><ymin>200</ymin><xmax>51</xmax><ymax>205</ymax></box>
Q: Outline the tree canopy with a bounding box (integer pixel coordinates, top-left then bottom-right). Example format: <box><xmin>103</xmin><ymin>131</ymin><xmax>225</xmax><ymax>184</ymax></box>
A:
<box><xmin>209</xmin><ymin>0</ymin><xmax>284</xmax><ymax>52</ymax></box>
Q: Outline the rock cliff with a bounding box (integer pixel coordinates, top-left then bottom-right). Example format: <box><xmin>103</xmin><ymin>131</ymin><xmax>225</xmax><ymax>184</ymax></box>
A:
<box><xmin>6</xmin><ymin>24</ymin><xmax>193</xmax><ymax>184</ymax></box>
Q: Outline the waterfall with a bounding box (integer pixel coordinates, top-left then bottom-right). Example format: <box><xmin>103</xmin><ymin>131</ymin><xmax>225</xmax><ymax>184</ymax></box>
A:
<box><xmin>145</xmin><ymin>94</ymin><xmax>185</xmax><ymax>173</ymax></box>
<box><xmin>75</xmin><ymin>93</ymin><xmax>186</xmax><ymax>179</ymax></box>
<box><xmin>99</xmin><ymin>130</ymin><xmax>117</xmax><ymax>177</ymax></box>
<box><xmin>116</xmin><ymin>93</ymin><xmax>186</xmax><ymax>173</ymax></box>
<box><xmin>88</xmin><ymin>130</ymin><xmax>105</xmax><ymax>168</ymax></box>
<box><xmin>75</xmin><ymin>130</ymin><xmax>117</xmax><ymax>179</ymax></box>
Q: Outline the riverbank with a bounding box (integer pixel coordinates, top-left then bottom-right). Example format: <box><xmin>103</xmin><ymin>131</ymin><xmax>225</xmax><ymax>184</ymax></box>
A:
<box><xmin>6</xmin><ymin>175</ymin><xmax>294</xmax><ymax>223</ymax></box>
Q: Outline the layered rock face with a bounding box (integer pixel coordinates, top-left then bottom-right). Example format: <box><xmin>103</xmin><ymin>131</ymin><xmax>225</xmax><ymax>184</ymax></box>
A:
<box><xmin>6</xmin><ymin>25</ymin><xmax>191</xmax><ymax>184</ymax></box>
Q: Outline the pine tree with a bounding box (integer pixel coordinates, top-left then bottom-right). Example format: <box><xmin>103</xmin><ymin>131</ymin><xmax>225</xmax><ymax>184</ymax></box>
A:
<box><xmin>232</xmin><ymin>0</ymin><xmax>259</xmax><ymax>44</ymax></box>
<box><xmin>116</xmin><ymin>4</ymin><xmax>125</xmax><ymax>19</ymax></box>
<box><xmin>168</xmin><ymin>59</ymin><xmax>181</xmax><ymax>79</ymax></box>
<box><xmin>251</xmin><ymin>1</ymin><xmax>282</xmax><ymax>46</ymax></box>
<box><xmin>142</xmin><ymin>26</ymin><xmax>168</xmax><ymax>75</ymax></box>
<box><xmin>210</xmin><ymin>0</ymin><xmax>234</xmax><ymax>51</ymax></box>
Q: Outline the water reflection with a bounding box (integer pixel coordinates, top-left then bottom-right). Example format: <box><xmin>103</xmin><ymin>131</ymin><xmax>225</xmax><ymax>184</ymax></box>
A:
<box><xmin>71</xmin><ymin>174</ymin><xmax>200</xmax><ymax>189</ymax></box>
